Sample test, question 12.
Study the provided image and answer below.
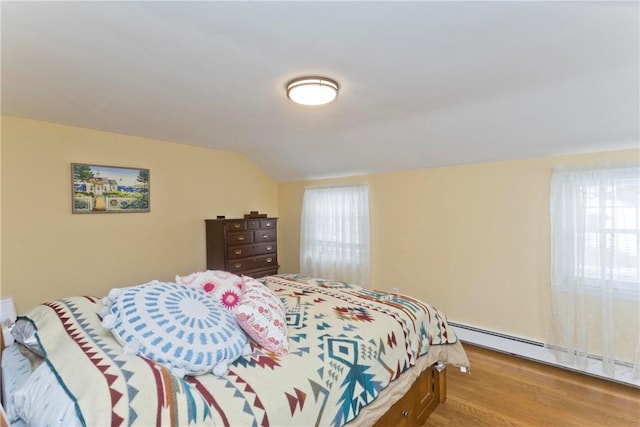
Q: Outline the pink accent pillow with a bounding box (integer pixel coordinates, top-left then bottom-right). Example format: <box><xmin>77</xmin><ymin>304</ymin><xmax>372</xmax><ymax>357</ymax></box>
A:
<box><xmin>234</xmin><ymin>277</ymin><xmax>289</xmax><ymax>355</ymax></box>
<box><xmin>175</xmin><ymin>270</ymin><xmax>243</xmax><ymax>311</ymax></box>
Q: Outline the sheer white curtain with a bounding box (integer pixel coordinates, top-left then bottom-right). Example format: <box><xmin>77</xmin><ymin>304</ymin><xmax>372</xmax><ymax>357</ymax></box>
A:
<box><xmin>300</xmin><ymin>184</ymin><xmax>371</xmax><ymax>287</ymax></box>
<box><xmin>548</xmin><ymin>163</ymin><xmax>639</xmax><ymax>381</ymax></box>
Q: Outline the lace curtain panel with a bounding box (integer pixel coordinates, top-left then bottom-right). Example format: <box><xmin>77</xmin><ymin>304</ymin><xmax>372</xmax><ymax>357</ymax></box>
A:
<box><xmin>547</xmin><ymin>163</ymin><xmax>640</xmax><ymax>382</ymax></box>
<box><xmin>300</xmin><ymin>184</ymin><xmax>371</xmax><ymax>287</ymax></box>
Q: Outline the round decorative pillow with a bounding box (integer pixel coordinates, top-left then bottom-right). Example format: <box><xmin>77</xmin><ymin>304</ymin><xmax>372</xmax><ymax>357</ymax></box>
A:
<box><xmin>101</xmin><ymin>281</ymin><xmax>251</xmax><ymax>378</ymax></box>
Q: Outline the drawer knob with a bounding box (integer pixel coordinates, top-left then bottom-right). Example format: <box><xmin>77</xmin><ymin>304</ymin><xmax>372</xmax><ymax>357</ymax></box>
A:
<box><xmin>233</xmin><ymin>223</ymin><xmax>241</xmax><ymax>229</ymax></box>
<box><xmin>263</xmin><ymin>234</ymin><xmax>269</xmax><ymax>239</ymax></box>
<box><xmin>234</xmin><ymin>263</ymin><xmax>242</xmax><ymax>268</ymax></box>
<box><xmin>266</xmin><ymin>246</ymin><xmax>273</xmax><ymax>251</ymax></box>
<box><xmin>237</xmin><ymin>235</ymin><xmax>245</xmax><ymax>241</ymax></box>
<box><xmin>265</xmin><ymin>222</ymin><xmax>272</xmax><ymax>227</ymax></box>
<box><xmin>266</xmin><ymin>257</ymin><xmax>273</xmax><ymax>263</ymax></box>
<box><xmin>234</xmin><ymin>249</ymin><xmax>242</xmax><ymax>255</ymax></box>
<box><xmin>402</xmin><ymin>411</ymin><xmax>410</xmax><ymax>418</ymax></box>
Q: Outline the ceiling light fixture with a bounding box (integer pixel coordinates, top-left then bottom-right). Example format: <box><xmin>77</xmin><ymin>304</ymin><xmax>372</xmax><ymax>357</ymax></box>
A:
<box><xmin>286</xmin><ymin>76</ymin><xmax>339</xmax><ymax>106</ymax></box>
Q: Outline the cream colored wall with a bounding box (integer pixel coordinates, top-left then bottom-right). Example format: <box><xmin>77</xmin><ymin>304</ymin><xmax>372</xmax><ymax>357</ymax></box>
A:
<box><xmin>3</xmin><ymin>114</ymin><xmax>636</xmax><ymax>343</ymax></box>
<box><xmin>278</xmin><ymin>148</ymin><xmax>639</xmax><ymax>342</ymax></box>
<box><xmin>1</xmin><ymin>116</ymin><xmax>278</xmax><ymax>314</ymax></box>
<box><xmin>0</xmin><ymin>122</ymin><xmax>2</xmax><ymax>294</ymax></box>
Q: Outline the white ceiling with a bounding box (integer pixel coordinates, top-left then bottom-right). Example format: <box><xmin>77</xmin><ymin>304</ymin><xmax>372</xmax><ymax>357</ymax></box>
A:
<box><xmin>2</xmin><ymin>1</ymin><xmax>638</xmax><ymax>182</ymax></box>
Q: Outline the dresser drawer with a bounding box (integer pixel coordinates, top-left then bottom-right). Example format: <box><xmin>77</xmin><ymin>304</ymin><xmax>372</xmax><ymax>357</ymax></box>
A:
<box><xmin>254</xmin><ymin>229</ymin><xmax>276</xmax><ymax>242</ymax></box>
<box><xmin>374</xmin><ymin>385</ymin><xmax>415</xmax><ymax>427</ymax></box>
<box><xmin>227</xmin><ymin>220</ymin><xmax>246</xmax><ymax>231</ymax></box>
<box><xmin>246</xmin><ymin>220</ymin><xmax>261</xmax><ymax>230</ymax></box>
<box><xmin>227</xmin><ymin>254</ymin><xmax>277</xmax><ymax>273</ymax></box>
<box><xmin>227</xmin><ymin>231</ymin><xmax>253</xmax><ymax>245</ymax></box>
<box><xmin>227</xmin><ymin>242</ymin><xmax>276</xmax><ymax>259</ymax></box>
<box><xmin>260</xmin><ymin>219</ymin><xmax>276</xmax><ymax>229</ymax></box>
<box><xmin>249</xmin><ymin>267</ymin><xmax>279</xmax><ymax>279</ymax></box>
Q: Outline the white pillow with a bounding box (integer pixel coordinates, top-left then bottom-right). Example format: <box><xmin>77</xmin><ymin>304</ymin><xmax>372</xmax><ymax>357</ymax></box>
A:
<box><xmin>101</xmin><ymin>281</ymin><xmax>251</xmax><ymax>378</ymax></box>
<box><xmin>175</xmin><ymin>270</ymin><xmax>243</xmax><ymax>311</ymax></box>
<box><xmin>8</xmin><ymin>361</ymin><xmax>82</xmax><ymax>427</ymax></box>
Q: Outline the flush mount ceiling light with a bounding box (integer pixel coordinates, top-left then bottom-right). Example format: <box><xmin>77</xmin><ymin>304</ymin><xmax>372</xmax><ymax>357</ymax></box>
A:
<box><xmin>286</xmin><ymin>76</ymin><xmax>339</xmax><ymax>106</ymax></box>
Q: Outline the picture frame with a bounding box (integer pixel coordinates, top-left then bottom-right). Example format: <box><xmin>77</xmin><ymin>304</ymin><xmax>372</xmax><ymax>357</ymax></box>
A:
<box><xmin>71</xmin><ymin>163</ymin><xmax>150</xmax><ymax>214</ymax></box>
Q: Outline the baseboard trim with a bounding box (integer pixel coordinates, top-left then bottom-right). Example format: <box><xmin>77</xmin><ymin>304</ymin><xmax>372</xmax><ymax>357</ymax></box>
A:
<box><xmin>449</xmin><ymin>322</ymin><xmax>639</xmax><ymax>388</ymax></box>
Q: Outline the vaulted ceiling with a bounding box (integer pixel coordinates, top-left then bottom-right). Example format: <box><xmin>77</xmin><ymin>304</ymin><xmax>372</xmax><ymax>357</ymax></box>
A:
<box><xmin>2</xmin><ymin>1</ymin><xmax>638</xmax><ymax>181</ymax></box>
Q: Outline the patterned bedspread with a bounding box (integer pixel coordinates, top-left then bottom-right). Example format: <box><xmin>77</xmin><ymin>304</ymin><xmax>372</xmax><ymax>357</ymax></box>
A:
<box><xmin>21</xmin><ymin>274</ymin><xmax>465</xmax><ymax>427</ymax></box>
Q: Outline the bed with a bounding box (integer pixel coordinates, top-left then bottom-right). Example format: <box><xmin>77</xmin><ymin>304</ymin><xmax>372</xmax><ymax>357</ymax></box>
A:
<box><xmin>1</xmin><ymin>273</ymin><xmax>469</xmax><ymax>426</ymax></box>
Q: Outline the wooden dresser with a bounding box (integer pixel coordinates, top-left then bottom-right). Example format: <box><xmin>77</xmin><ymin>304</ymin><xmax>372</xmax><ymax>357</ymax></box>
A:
<box><xmin>205</xmin><ymin>217</ymin><xmax>279</xmax><ymax>278</ymax></box>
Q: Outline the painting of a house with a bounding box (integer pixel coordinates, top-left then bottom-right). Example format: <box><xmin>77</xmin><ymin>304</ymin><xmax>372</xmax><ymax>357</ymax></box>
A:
<box><xmin>72</xmin><ymin>163</ymin><xmax>149</xmax><ymax>213</ymax></box>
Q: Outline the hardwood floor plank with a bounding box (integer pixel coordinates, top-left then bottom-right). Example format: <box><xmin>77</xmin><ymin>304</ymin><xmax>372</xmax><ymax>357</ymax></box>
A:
<box><xmin>425</xmin><ymin>343</ymin><xmax>640</xmax><ymax>427</ymax></box>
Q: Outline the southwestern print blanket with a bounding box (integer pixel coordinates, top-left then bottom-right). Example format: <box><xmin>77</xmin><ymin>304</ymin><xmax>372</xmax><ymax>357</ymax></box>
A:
<box><xmin>20</xmin><ymin>274</ymin><xmax>464</xmax><ymax>427</ymax></box>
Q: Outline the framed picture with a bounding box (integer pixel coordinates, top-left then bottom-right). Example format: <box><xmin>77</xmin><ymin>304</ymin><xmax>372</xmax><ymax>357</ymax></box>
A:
<box><xmin>71</xmin><ymin>163</ymin><xmax>150</xmax><ymax>214</ymax></box>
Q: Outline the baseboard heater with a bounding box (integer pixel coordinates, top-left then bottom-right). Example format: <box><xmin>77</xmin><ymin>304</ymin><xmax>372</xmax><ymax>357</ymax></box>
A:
<box><xmin>449</xmin><ymin>322</ymin><xmax>639</xmax><ymax>388</ymax></box>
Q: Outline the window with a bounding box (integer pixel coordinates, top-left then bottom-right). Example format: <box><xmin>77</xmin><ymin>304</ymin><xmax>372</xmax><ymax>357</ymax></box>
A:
<box><xmin>551</xmin><ymin>164</ymin><xmax>639</xmax><ymax>293</ymax></box>
<box><xmin>548</xmin><ymin>163</ymin><xmax>639</xmax><ymax>381</ymax></box>
<box><xmin>300</xmin><ymin>184</ymin><xmax>370</xmax><ymax>286</ymax></box>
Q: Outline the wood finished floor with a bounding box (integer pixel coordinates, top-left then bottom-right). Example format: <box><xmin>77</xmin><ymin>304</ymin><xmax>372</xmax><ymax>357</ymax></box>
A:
<box><xmin>426</xmin><ymin>343</ymin><xmax>640</xmax><ymax>427</ymax></box>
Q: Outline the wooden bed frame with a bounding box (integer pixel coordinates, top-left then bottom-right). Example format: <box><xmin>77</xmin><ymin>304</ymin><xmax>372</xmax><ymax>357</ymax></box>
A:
<box><xmin>374</xmin><ymin>364</ymin><xmax>446</xmax><ymax>426</ymax></box>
